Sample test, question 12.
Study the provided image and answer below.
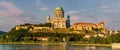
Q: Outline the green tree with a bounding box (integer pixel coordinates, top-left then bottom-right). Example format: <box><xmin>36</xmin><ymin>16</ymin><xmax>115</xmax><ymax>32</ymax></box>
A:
<box><xmin>44</xmin><ymin>23</ymin><xmax>52</xmax><ymax>27</ymax></box>
<box><xmin>5</xmin><ymin>29</ymin><xmax>30</xmax><ymax>42</ymax></box>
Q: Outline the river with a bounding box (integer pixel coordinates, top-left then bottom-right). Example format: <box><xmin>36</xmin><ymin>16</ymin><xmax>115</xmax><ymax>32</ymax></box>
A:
<box><xmin>0</xmin><ymin>44</ymin><xmax>112</xmax><ymax>50</ymax></box>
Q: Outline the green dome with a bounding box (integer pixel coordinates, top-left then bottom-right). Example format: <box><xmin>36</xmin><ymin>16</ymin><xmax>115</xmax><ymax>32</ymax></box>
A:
<box><xmin>55</xmin><ymin>6</ymin><xmax>63</xmax><ymax>10</ymax></box>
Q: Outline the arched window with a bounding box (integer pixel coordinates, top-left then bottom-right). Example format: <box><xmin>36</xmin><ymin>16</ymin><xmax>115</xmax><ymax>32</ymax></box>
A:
<box><xmin>58</xmin><ymin>14</ymin><xmax>60</xmax><ymax>18</ymax></box>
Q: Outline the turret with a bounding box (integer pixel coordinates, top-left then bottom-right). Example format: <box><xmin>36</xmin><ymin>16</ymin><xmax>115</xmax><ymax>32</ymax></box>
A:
<box><xmin>67</xmin><ymin>15</ymin><xmax>70</xmax><ymax>20</ymax></box>
<box><xmin>115</xmin><ymin>28</ymin><xmax>118</xmax><ymax>33</ymax></box>
<box><xmin>66</xmin><ymin>15</ymin><xmax>70</xmax><ymax>28</ymax></box>
<box><xmin>109</xmin><ymin>29</ymin><xmax>112</xmax><ymax>35</ymax></box>
<box><xmin>47</xmin><ymin>15</ymin><xmax>51</xmax><ymax>23</ymax></box>
<box><xmin>98</xmin><ymin>21</ymin><xmax>104</xmax><ymax>28</ymax></box>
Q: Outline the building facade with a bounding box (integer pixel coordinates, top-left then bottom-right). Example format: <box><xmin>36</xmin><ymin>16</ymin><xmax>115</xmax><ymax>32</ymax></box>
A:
<box><xmin>15</xmin><ymin>24</ymin><xmax>52</xmax><ymax>32</ymax></box>
<box><xmin>47</xmin><ymin>6</ymin><xmax>70</xmax><ymax>28</ymax></box>
<box><xmin>71</xmin><ymin>21</ymin><xmax>108</xmax><ymax>34</ymax></box>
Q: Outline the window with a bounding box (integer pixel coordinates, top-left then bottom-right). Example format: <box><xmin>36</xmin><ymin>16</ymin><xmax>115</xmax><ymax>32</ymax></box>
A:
<box><xmin>59</xmin><ymin>14</ymin><xmax>60</xmax><ymax>17</ymax></box>
<box><xmin>75</xmin><ymin>26</ymin><xmax>77</xmax><ymax>28</ymax></box>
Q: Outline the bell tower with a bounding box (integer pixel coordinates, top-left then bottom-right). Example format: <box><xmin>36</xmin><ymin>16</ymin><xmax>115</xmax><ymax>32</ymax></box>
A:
<box><xmin>66</xmin><ymin>15</ymin><xmax>70</xmax><ymax>28</ymax></box>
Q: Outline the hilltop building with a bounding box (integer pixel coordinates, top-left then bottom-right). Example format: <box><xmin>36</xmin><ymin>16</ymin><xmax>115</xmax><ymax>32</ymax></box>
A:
<box><xmin>70</xmin><ymin>21</ymin><xmax>108</xmax><ymax>34</ymax></box>
<box><xmin>47</xmin><ymin>6</ymin><xmax>70</xmax><ymax>28</ymax></box>
<box><xmin>15</xmin><ymin>6</ymin><xmax>108</xmax><ymax>34</ymax></box>
<box><xmin>15</xmin><ymin>24</ymin><xmax>52</xmax><ymax>32</ymax></box>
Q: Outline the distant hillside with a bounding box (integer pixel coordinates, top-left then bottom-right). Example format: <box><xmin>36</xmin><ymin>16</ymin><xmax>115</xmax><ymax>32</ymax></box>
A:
<box><xmin>0</xmin><ymin>31</ymin><xmax>6</xmax><ymax>35</ymax></box>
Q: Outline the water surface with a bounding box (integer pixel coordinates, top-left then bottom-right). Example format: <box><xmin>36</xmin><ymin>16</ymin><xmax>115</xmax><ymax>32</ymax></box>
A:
<box><xmin>0</xmin><ymin>44</ymin><xmax>111</xmax><ymax>50</ymax></box>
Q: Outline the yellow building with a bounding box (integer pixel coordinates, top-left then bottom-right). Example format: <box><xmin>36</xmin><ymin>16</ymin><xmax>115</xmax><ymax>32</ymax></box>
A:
<box><xmin>71</xmin><ymin>21</ymin><xmax>108</xmax><ymax>34</ymax></box>
<box><xmin>15</xmin><ymin>25</ymin><xmax>29</xmax><ymax>30</ymax></box>
<box><xmin>47</xmin><ymin>6</ymin><xmax>70</xmax><ymax>28</ymax></box>
<box><xmin>15</xmin><ymin>24</ymin><xmax>52</xmax><ymax>32</ymax></box>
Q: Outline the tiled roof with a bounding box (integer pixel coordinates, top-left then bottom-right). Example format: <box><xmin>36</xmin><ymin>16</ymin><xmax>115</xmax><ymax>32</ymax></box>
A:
<box><xmin>74</xmin><ymin>22</ymin><xmax>95</xmax><ymax>25</ymax></box>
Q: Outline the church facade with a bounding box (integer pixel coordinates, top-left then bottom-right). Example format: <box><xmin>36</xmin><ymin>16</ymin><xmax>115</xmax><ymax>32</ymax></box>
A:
<box><xmin>47</xmin><ymin>6</ymin><xmax>70</xmax><ymax>28</ymax></box>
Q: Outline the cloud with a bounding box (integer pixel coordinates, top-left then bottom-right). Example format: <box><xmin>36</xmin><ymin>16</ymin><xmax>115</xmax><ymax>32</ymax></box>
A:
<box><xmin>0</xmin><ymin>2</ymin><xmax>22</xmax><ymax>17</ymax></box>
<box><xmin>0</xmin><ymin>2</ymin><xmax>25</xmax><ymax>24</ymax></box>
<box><xmin>17</xmin><ymin>14</ymin><xmax>40</xmax><ymax>24</ymax></box>
<box><xmin>68</xmin><ymin>10</ymin><xmax>80</xmax><ymax>15</ymax></box>
<box><xmin>98</xmin><ymin>5</ymin><xmax>109</xmax><ymax>9</ymax></box>
<box><xmin>0</xmin><ymin>2</ymin><xmax>40</xmax><ymax>24</ymax></box>
<box><xmin>0</xmin><ymin>2</ymin><xmax>41</xmax><ymax>31</ymax></box>
<box><xmin>71</xmin><ymin>16</ymin><xmax>80</xmax><ymax>21</ymax></box>
<box><xmin>97</xmin><ymin>5</ymin><xmax>120</xmax><ymax>13</ymax></box>
<box><xmin>39</xmin><ymin>7</ymin><xmax>49</xmax><ymax>11</ymax></box>
<box><xmin>70</xmin><ymin>15</ymin><xmax>80</xmax><ymax>24</ymax></box>
<box><xmin>80</xmin><ymin>9</ymin><xmax>88</xmax><ymax>12</ymax></box>
<box><xmin>67</xmin><ymin>9</ymin><xmax>88</xmax><ymax>15</ymax></box>
<box><xmin>106</xmin><ymin>9</ymin><xmax>120</xmax><ymax>13</ymax></box>
<box><xmin>67</xmin><ymin>9</ymin><xmax>89</xmax><ymax>24</ymax></box>
<box><xmin>35</xmin><ymin>0</ymin><xmax>49</xmax><ymax>11</ymax></box>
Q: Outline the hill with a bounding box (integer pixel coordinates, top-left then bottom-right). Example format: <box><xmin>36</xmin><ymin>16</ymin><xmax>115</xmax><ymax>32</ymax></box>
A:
<box><xmin>0</xmin><ymin>31</ymin><xmax>6</xmax><ymax>35</ymax></box>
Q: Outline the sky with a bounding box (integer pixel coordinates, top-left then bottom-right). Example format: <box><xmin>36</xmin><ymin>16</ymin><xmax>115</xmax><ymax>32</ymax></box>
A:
<box><xmin>0</xmin><ymin>0</ymin><xmax>120</xmax><ymax>31</ymax></box>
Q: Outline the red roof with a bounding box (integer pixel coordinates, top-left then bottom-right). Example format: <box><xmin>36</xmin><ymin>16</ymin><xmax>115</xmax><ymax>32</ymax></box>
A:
<box><xmin>74</xmin><ymin>22</ymin><xmax>95</xmax><ymax>25</ymax></box>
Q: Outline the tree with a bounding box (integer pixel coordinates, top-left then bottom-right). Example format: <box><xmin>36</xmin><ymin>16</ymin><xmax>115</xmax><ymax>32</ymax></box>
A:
<box><xmin>106</xmin><ymin>33</ymin><xmax>120</xmax><ymax>43</ymax></box>
<box><xmin>5</xmin><ymin>29</ymin><xmax>30</xmax><ymax>42</ymax></box>
<box><xmin>92</xmin><ymin>28</ymin><xmax>103</xmax><ymax>34</ymax></box>
<box><xmin>84</xmin><ymin>30</ymin><xmax>89</xmax><ymax>34</ymax></box>
<box><xmin>44</xmin><ymin>23</ymin><xmax>52</xmax><ymax>27</ymax></box>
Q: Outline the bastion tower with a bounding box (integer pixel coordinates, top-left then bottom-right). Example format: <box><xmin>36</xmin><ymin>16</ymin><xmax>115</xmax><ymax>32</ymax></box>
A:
<box><xmin>47</xmin><ymin>6</ymin><xmax>70</xmax><ymax>28</ymax></box>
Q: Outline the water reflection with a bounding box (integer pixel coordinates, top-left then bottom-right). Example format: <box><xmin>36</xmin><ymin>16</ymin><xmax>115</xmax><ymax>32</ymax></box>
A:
<box><xmin>0</xmin><ymin>44</ymin><xmax>111</xmax><ymax>50</ymax></box>
<box><xmin>68</xmin><ymin>45</ymin><xmax>111</xmax><ymax>50</ymax></box>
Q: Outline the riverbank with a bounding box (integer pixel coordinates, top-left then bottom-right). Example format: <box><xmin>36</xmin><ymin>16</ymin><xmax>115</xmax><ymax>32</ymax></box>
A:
<box><xmin>70</xmin><ymin>44</ymin><xmax>111</xmax><ymax>47</ymax></box>
<box><xmin>0</xmin><ymin>42</ymin><xmax>62</xmax><ymax>45</ymax></box>
<box><xmin>0</xmin><ymin>42</ymin><xmax>111</xmax><ymax>47</ymax></box>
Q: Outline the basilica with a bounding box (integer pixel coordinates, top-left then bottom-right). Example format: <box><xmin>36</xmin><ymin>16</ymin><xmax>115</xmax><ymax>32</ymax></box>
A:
<box><xmin>46</xmin><ymin>6</ymin><xmax>70</xmax><ymax>28</ymax></box>
<box><xmin>46</xmin><ymin>6</ymin><xmax>107</xmax><ymax>34</ymax></box>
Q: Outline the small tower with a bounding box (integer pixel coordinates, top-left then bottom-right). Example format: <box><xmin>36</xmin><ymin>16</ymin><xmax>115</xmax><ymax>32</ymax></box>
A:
<box><xmin>109</xmin><ymin>29</ymin><xmax>112</xmax><ymax>35</ymax></box>
<box><xmin>67</xmin><ymin>15</ymin><xmax>70</xmax><ymax>20</ymax></box>
<box><xmin>66</xmin><ymin>15</ymin><xmax>70</xmax><ymax>28</ymax></box>
<box><xmin>98</xmin><ymin>21</ymin><xmax>104</xmax><ymax>28</ymax></box>
<box><xmin>47</xmin><ymin>15</ymin><xmax>51</xmax><ymax>23</ymax></box>
<box><xmin>115</xmin><ymin>28</ymin><xmax>118</xmax><ymax>33</ymax></box>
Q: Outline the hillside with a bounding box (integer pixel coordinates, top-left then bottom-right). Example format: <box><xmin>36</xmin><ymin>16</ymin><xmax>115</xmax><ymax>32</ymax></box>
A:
<box><xmin>0</xmin><ymin>31</ymin><xmax>6</xmax><ymax>35</ymax></box>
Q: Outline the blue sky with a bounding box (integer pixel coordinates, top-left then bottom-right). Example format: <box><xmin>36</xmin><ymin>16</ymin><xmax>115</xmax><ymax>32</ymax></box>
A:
<box><xmin>0</xmin><ymin>0</ymin><xmax>120</xmax><ymax>31</ymax></box>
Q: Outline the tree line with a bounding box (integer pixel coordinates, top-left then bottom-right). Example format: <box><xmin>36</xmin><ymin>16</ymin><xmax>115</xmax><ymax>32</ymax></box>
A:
<box><xmin>0</xmin><ymin>28</ymin><xmax>120</xmax><ymax>44</ymax></box>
